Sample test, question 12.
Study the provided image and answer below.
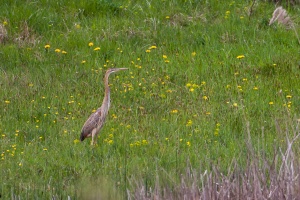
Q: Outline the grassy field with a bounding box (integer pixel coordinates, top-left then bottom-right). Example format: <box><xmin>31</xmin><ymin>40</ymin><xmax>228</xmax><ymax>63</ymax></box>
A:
<box><xmin>1</xmin><ymin>0</ymin><xmax>300</xmax><ymax>199</ymax></box>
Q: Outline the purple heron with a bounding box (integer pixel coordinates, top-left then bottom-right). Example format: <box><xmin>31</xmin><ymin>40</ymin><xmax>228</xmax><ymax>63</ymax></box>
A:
<box><xmin>80</xmin><ymin>68</ymin><xmax>128</xmax><ymax>145</ymax></box>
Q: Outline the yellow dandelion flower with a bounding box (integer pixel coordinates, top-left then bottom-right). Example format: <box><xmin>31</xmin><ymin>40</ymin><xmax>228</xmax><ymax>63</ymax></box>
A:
<box><xmin>28</xmin><ymin>83</ymin><xmax>34</xmax><ymax>87</ymax></box>
<box><xmin>145</xmin><ymin>49</ymin><xmax>151</xmax><ymax>53</ymax></box>
<box><xmin>61</xmin><ymin>50</ymin><xmax>67</xmax><ymax>54</ymax></box>
<box><xmin>233</xmin><ymin>103</ymin><xmax>238</xmax><ymax>107</ymax></box>
<box><xmin>189</xmin><ymin>88</ymin><xmax>195</xmax><ymax>92</ymax></box>
<box><xmin>203</xmin><ymin>96</ymin><xmax>208</xmax><ymax>100</ymax></box>
<box><xmin>3</xmin><ymin>21</ymin><xmax>8</xmax><ymax>26</ymax></box>
<box><xmin>186</xmin><ymin>141</ymin><xmax>191</xmax><ymax>147</ymax></box>
<box><xmin>73</xmin><ymin>139</ymin><xmax>80</xmax><ymax>144</ymax></box>
<box><xmin>236</xmin><ymin>55</ymin><xmax>245</xmax><ymax>59</ymax></box>
<box><xmin>149</xmin><ymin>45</ymin><xmax>157</xmax><ymax>49</ymax></box>
<box><xmin>164</xmin><ymin>60</ymin><xmax>170</xmax><ymax>63</ymax></box>
<box><xmin>163</xmin><ymin>55</ymin><xmax>168</xmax><ymax>59</ymax></box>
<box><xmin>44</xmin><ymin>44</ymin><xmax>50</xmax><ymax>49</ymax></box>
<box><xmin>4</xmin><ymin>100</ymin><xmax>10</xmax><ymax>104</ymax></box>
<box><xmin>142</xmin><ymin>140</ymin><xmax>148</xmax><ymax>145</ymax></box>
<box><xmin>43</xmin><ymin>148</ymin><xmax>48</xmax><ymax>151</ymax></box>
<box><xmin>186</xmin><ymin>120</ymin><xmax>193</xmax><ymax>126</ymax></box>
<box><xmin>286</xmin><ymin>95</ymin><xmax>292</xmax><ymax>98</ymax></box>
<box><xmin>192</xmin><ymin>83</ymin><xmax>199</xmax><ymax>88</ymax></box>
<box><xmin>192</xmin><ymin>52</ymin><xmax>196</xmax><ymax>56</ymax></box>
<box><xmin>88</xmin><ymin>42</ymin><xmax>94</xmax><ymax>47</ymax></box>
<box><xmin>269</xmin><ymin>102</ymin><xmax>274</xmax><ymax>105</ymax></box>
<box><xmin>166</xmin><ymin>16</ymin><xmax>170</xmax><ymax>19</ymax></box>
<box><xmin>94</xmin><ymin>47</ymin><xmax>100</xmax><ymax>51</ymax></box>
<box><xmin>108</xmin><ymin>140</ymin><xmax>114</xmax><ymax>145</ymax></box>
<box><xmin>253</xmin><ymin>86</ymin><xmax>258</xmax><ymax>90</ymax></box>
<box><xmin>112</xmin><ymin>114</ymin><xmax>118</xmax><ymax>119</ymax></box>
<box><xmin>55</xmin><ymin>49</ymin><xmax>61</xmax><ymax>53</ymax></box>
<box><xmin>171</xmin><ymin>109</ymin><xmax>178</xmax><ymax>114</ymax></box>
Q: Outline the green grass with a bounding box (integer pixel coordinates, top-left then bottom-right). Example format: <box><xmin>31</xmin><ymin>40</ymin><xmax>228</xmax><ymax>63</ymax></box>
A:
<box><xmin>1</xmin><ymin>0</ymin><xmax>300</xmax><ymax>199</ymax></box>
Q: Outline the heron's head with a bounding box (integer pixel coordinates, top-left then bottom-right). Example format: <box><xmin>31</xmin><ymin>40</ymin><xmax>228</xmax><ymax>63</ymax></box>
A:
<box><xmin>106</xmin><ymin>68</ymin><xmax>128</xmax><ymax>76</ymax></box>
<box><xmin>105</xmin><ymin>68</ymin><xmax>128</xmax><ymax>76</ymax></box>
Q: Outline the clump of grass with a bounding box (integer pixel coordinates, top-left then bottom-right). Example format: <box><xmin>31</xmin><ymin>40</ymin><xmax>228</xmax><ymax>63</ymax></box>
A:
<box><xmin>15</xmin><ymin>21</ymin><xmax>40</xmax><ymax>47</ymax></box>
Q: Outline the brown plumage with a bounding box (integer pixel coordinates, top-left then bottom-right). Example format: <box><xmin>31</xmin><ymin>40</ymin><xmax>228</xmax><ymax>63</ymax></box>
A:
<box><xmin>80</xmin><ymin>68</ymin><xmax>128</xmax><ymax>145</ymax></box>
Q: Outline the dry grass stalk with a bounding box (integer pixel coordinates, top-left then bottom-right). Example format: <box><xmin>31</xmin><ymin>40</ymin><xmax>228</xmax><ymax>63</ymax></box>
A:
<box><xmin>15</xmin><ymin>21</ymin><xmax>40</xmax><ymax>47</ymax></box>
<box><xmin>269</xmin><ymin>6</ymin><xmax>292</xmax><ymax>27</ymax></box>
<box><xmin>0</xmin><ymin>24</ymin><xmax>8</xmax><ymax>44</ymax></box>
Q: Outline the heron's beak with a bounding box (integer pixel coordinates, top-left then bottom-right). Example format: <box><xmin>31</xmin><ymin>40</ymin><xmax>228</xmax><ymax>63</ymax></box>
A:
<box><xmin>118</xmin><ymin>68</ymin><xmax>128</xmax><ymax>71</ymax></box>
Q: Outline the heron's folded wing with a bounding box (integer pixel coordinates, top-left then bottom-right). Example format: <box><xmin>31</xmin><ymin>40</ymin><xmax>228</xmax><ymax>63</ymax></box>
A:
<box><xmin>81</xmin><ymin>108</ymin><xmax>103</xmax><ymax>137</ymax></box>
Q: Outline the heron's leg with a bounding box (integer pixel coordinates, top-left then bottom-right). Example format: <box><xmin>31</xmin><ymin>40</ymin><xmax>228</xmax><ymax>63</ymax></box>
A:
<box><xmin>91</xmin><ymin>136</ymin><xmax>94</xmax><ymax>146</ymax></box>
<box><xmin>91</xmin><ymin>129</ymin><xmax>97</xmax><ymax>146</ymax></box>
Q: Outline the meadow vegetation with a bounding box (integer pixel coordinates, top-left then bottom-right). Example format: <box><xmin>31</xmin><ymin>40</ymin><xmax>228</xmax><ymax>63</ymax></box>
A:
<box><xmin>0</xmin><ymin>0</ymin><xmax>300</xmax><ymax>199</ymax></box>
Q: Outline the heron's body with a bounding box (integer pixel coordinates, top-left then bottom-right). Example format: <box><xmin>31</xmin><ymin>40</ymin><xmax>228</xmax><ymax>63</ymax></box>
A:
<box><xmin>80</xmin><ymin>68</ymin><xmax>127</xmax><ymax>145</ymax></box>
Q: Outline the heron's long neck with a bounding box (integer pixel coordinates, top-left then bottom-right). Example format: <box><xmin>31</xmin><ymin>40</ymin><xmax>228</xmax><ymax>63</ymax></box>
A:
<box><xmin>102</xmin><ymin>73</ymin><xmax>110</xmax><ymax>110</ymax></box>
